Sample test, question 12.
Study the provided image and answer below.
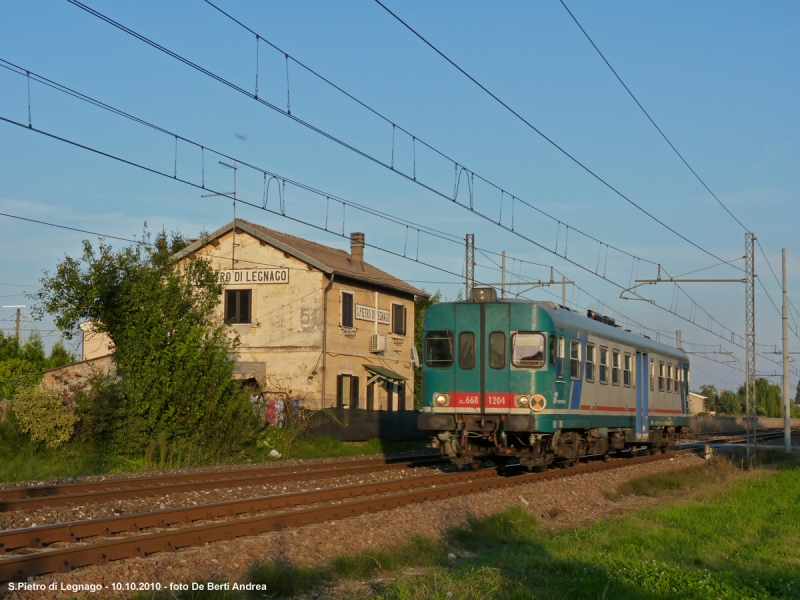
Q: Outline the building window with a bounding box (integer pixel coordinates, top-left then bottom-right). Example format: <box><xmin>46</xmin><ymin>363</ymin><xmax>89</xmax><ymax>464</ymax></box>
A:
<box><xmin>623</xmin><ymin>353</ymin><xmax>632</xmax><ymax>387</ymax></box>
<box><xmin>585</xmin><ymin>343</ymin><xmax>595</xmax><ymax>382</ymax></box>
<box><xmin>570</xmin><ymin>339</ymin><xmax>581</xmax><ymax>379</ymax></box>
<box><xmin>599</xmin><ymin>346</ymin><xmax>608</xmax><ymax>384</ymax></box>
<box><xmin>391</xmin><ymin>304</ymin><xmax>407</xmax><ymax>335</ymax></box>
<box><xmin>341</xmin><ymin>292</ymin><xmax>354</xmax><ymax>328</ymax></box>
<box><xmin>336</xmin><ymin>374</ymin><xmax>359</xmax><ymax>409</ymax></box>
<box><xmin>512</xmin><ymin>332</ymin><xmax>545</xmax><ymax>368</ymax></box>
<box><xmin>659</xmin><ymin>362</ymin><xmax>665</xmax><ymax>391</ymax></box>
<box><xmin>612</xmin><ymin>350</ymin><xmax>620</xmax><ymax>385</ymax></box>
<box><xmin>458</xmin><ymin>332</ymin><xmax>476</xmax><ymax>370</ymax></box>
<box><xmin>425</xmin><ymin>331</ymin><xmax>453</xmax><ymax>367</ymax></box>
<box><xmin>225</xmin><ymin>289</ymin><xmax>252</xmax><ymax>324</ymax></box>
<box><xmin>489</xmin><ymin>331</ymin><xmax>506</xmax><ymax>370</ymax></box>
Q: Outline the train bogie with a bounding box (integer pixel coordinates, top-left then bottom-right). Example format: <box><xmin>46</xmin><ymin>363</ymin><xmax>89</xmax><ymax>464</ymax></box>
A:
<box><xmin>419</xmin><ymin>289</ymin><xmax>690</xmax><ymax>470</ymax></box>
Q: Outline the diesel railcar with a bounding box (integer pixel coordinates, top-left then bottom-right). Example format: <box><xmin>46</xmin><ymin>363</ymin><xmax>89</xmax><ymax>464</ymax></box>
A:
<box><xmin>418</xmin><ymin>288</ymin><xmax>690</xmax><ymax>469</ymax></box>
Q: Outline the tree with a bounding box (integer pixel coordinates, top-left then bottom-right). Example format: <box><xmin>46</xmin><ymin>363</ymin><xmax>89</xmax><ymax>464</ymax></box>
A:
<box><xmin>717</xmin><ymin>389</ymin><xmax>743</xmax><ymax>415</ymax></box>
<box><xmin>33</xmin><ymin>229</ymin><xmax>258</xmax><ymax>456</ymax></box>
<box><xmin>414</xmin><ymin>291</ymin><xmax>441</xmax><ymax>406</ymax></box>
<box><xmin>697</xmin><ymin>384</ymin><xmax>718</xmax><ymax>412</ymax></box>
<box><xmin>0</xmin><ymin>331</ymin><xmax>75</xmax><ymax>399</ymax></box>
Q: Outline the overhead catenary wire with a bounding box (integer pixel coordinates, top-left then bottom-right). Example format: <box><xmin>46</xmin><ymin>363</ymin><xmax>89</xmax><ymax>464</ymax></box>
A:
<box><xmin>372</xmin><ymin>0</ymin><xmax>742</xmax><ymax>271</ymax></box>
<box><xmin>64</xmin><ymin>1</ymin><xmax>741</xmax><ymax>282</ymax></box>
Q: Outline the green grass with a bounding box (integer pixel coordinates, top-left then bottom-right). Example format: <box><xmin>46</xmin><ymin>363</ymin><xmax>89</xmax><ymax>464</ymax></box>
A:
<box><xmin>0</xmin><ymin>416</ymin><xmax>428</xmax><ymax>484</ymax></box>
<box><xmin>135</xmin><ymin>455</ymin><xmax>800</xmax><ymax>600</ymax></box>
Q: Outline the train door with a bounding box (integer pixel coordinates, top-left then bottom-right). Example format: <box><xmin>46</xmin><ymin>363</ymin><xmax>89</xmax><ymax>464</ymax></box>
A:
<box><xmin>635</xmin><ymin>352</ymin><xmax>649</xmax><ymax>439</ymax></box>
<box><xmin>483</xmin><ymin>303</ymin><xmax>511</xmax><ymax>413</ymax></box>
<box><xmin>454</xmin><ymin>303</ymin><xmax>481</xmax><ymax>413</ymax></box>
<box><xmin>680</xmin><ymin>362</ymin><xmax>688</xmax><ymax>414</ymax></box>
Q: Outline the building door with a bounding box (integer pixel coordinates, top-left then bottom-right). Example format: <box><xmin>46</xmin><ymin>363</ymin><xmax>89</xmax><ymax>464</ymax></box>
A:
<box><xmin>336</xmin><ymin>375</ymin><xmax>359</xmax><ymax>409</ymax></box>
<box><xmin>366</xmin><ymin>382</ymin><xmax>375</xmax><ymax>410</ymax></box>
<box><xmin>635</xmin><ymin>352</ymin><xmax>649</xmax><ymax>439</ymax></box>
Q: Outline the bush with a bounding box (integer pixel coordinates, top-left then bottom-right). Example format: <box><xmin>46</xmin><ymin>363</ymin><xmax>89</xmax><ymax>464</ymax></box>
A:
<box><xmin>13</xmin><ymin>386</ymin><xmax>78</xmax><ymax>448</ymax></box>
<box><xmin>72</xmin><ymin>370</ymin><xmax>120</xmax><ymax>442</ymax></box>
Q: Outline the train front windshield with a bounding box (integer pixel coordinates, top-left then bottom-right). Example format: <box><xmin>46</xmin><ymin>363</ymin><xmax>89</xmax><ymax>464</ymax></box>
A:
<box><xmin>511</xmin><ymin>332</ymin><xmax>545</xmax><ymax>368</ymax></box>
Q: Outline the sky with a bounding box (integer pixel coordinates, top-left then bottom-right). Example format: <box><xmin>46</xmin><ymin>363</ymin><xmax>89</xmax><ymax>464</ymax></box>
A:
<box><xmin>0</xmin><ymin>0</ymin><xmax>798</xmax><ymax>395</ymax></box>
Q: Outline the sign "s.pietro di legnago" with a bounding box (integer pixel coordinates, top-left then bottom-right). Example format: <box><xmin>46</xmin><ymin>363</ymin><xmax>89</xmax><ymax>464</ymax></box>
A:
<box><xmin>218</xmin><ymin>269</ymin><xmax>289</xmax><ymax>284</ymax></box>
<box><xmin>355</xmin><ymin>304</ymin><xmax>390</xmax><ymax>324</ymax></box>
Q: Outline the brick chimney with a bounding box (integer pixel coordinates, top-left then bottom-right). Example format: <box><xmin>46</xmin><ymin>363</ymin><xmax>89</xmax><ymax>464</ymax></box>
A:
<box><xmin>350</xmin><ymin>232</ymin><xmax>365</xmax><ymax>271</ymax></box>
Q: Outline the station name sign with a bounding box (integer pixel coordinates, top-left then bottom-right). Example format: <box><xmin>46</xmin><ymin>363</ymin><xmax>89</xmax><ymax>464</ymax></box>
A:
<box><xmin>218</xmin><ymin>269</ymin><xmax>289</xmax><ymax>284</ymax></box>
<box><xmin>355</xmin><ymin>304</ymin><xmax>390</xmax><ymax>324</ymax></box>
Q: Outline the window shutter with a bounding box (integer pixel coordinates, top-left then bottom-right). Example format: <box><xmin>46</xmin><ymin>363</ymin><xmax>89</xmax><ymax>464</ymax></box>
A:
<box><xmin>350</xmin><ymin>376</ymin><xmax>359</xmax><ymax>409</ymax></box>
<box><xmin>392</xmin><ymin>305</ymin><xmax>407</xmax><ymax>335</ymax></box>
<box><xmin>239</xmin><ymin>290</ymin><xmax>251</xmax><ymax>323</ymax></box>
<box><xmin>336</xmin><ymin>375</ymin><xmax>344</xmax><ymax>408</ymax></box>
<box><xmin>225</xmin><ymin>290</ymin><xmax>236</xmax><ymax>323</ymax></box>
<box><xmin>398</xmin><ymin>382</ymin><xmax>406</xmax><ymax>411</ymax></box>
<box><xmin>342</xmin><ymin>293</ymin><xmax>354</xmax><ymax>328</ymax></box>
<box><xmin>402</xmin><ymin>306</ymin><xmax>407</xmax><ymax>335</ymax></box>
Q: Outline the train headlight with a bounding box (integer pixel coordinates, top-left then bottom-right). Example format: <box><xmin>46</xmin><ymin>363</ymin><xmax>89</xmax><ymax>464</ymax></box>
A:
<box><xmin>516</xmin><ymin>395</ymin><xmax>530</xmax><ymax>408</ymax></box>
<box><xmin>434</xmin><ymin>393</ymin><xmax>450</xmax><ymax>407</ymax></box>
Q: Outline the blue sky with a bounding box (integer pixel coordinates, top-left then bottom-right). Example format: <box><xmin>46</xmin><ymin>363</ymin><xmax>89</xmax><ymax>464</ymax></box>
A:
<box><xmin>1</xmin><ymin>1</ymin><xmax>798</xmax><ymax>393</ymax></box>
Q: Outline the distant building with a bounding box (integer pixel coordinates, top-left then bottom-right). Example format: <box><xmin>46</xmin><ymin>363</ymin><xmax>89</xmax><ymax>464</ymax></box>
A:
<box><xmin>688</xmin><ymin>392</ymin><xmax>708</xmax><ymax>415</ymax></box>
<box><xmin>173</xmin><ymin>220</ymin><xmax>427</xmax><ymax>411</ymax></box>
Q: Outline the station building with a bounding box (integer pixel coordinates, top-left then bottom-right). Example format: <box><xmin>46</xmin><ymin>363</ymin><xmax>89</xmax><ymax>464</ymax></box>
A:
<box><xmin>166</xmin><ymin>219</ymin><xmax>427</xmax><ymax>411</ymax></box>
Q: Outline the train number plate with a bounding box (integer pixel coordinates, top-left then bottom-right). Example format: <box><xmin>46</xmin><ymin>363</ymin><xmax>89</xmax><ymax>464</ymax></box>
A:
<box><xmin>451</xmin><ymin>392</ymin><xmax>515</xmax><ymax>409</ymax></box>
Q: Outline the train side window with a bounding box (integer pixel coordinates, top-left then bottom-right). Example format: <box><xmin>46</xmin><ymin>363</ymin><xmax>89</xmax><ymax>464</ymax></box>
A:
<box><xmin>489</xmin><ymin>331</ymin><xmax>506</xmax><ymax>370</ymax></box>
<box><xmin>425</xmin><ymin>331</ymin><xmax>453</xmax><ymax>367</ymax></box>
<box><xmin>549</xmin><ymin>335</ymin><xmax>556</xmax><ymax>367</ymax></box>
<box><xmin>650</xmin><ymin>359</ymin><xmax>655</xmax><ymax>391</ymax></box>
<box><xmin>557</xmin><ymin>336</ymin><xmax>565</xmax><ymax>379</ymax></box>
<box><xmin>570</xmin><ymin>339</ymin><xmax>581</xmax><ymax>379</ymax></box>
<box><xmin>623</xmin><ymin>353</ymin><xmax>632</xmax><ymax>387</ymax></box>
<box><xmin>599</xmin><ymin>346</ymin><xmax>608</xmax><ymax>384</ymax></box>
<box><xmin>458</xmin><ymin>332</ymin><xmax>476</xmax><ymax>370</ymax></box>
<box><xmin>585</xmin><ymin>343</ymin><xmax>595</xmax><ymax>382</ymax></box>
<box><xmin>659</xmin><ymin>361</ymin><xmax>665</xmax><ymax>391</ymax></box>
<box><xmin>512</xmin><ymin>332</ymin><xmax>545</xmax><ymax>368</ymax></box>
<box><xmin>612</xmin><ymin>350</ymin><xmax>620</xmax><ymax>385</ymax></box>
<box><xmin>667</xmin><ymin>364</ymin><xmax>673</xmax><ymax>392</ymax></box>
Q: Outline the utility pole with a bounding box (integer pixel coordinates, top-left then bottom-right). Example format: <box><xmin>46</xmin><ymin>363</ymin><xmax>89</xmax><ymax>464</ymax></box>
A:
<box><xmin>465</xmin><ymin>234</ymin><xmax>475</xmax><ymax>300</ymax></box>
<box><xmin>2</xmin><ymin>305</ymin><xmax>24</xmax><ymax>340</ymax></box>
<box><xmin>676</xmin><ymin>330</ymin><xmax>682</xmax><ymax>351</ymax></box>
<box><xmin>562</xmin><ymin>277</ymin><xmax>567</xmax><ymax>306</ymax></box>
<box><xmin>783</xmin><ymin>248</ymin><xmax>791</xmax><ymax>453</ymax></box>
<box><xmin>745</xmin><ymin>232</ymin><xmax>756</xmax><ymax>459</ymax></box>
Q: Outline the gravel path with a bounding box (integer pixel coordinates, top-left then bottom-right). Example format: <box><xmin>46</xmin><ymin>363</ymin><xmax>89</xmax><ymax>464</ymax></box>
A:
<box><xmin>2</xmin><ymin>452</ymin><xmax>705</xmax><ymax>599</ymax></box>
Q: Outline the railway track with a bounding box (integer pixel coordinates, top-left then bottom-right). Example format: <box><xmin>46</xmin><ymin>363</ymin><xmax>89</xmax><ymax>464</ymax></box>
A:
<box><xmin>0</xmin><ymin>449</ymin><xmax>695</xmax><ymax>583</ymax></box>
<box><xmin>0</xmin><ymin>454</ymin><xmax>444</xmax><ymax>512</ymax></box>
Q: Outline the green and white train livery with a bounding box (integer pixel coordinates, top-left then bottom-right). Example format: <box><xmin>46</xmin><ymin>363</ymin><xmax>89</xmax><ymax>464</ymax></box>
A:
<box><xmin>418</xmin><ymin>288</ymin><xmax>690</xmax><ymax>469</ymax></box>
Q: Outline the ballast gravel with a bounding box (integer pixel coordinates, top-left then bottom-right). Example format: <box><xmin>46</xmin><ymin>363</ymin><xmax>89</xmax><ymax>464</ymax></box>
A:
<box><xmin>2</xmin><ymin>453</ymin><xmax>705</xmax><ymax>599</ymax></box>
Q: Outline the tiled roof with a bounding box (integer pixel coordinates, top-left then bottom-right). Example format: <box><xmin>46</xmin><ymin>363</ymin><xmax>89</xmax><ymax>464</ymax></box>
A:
<box><xmin>176</xmin><ymin>220</ymin><xmax>427</xmax><ymax>297</ymax></box>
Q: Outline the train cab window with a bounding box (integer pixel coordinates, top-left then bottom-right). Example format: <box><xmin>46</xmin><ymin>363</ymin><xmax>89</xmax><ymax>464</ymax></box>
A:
<box><xmin>458</xmin><ymin>332</ymin><xmax>476</xmax><ymax>370</ymax></box>
<box><xmin>570</xmin><ymin>340</ymin><xmax>581</xmax><ymax>379</ymax></box>
<box><xmin>489</xmin><ymin>331</ymin><xmax>506</xmax><ymax>370</ymax></box>
<box><xmin>650</xmin><ymin>359</ymin><xmax>655</xmax><ymax>391</ymax></box>
<box><xmin>623</xmin><ymin>353</ymin><xmax>632</xmax><ymax>387</ymax></box>
<box><xmin>585</xmin><ymin>343</ymin><xmax>596</xmax><ymax>382</ymax></box>
<box><xmin>659</xmin><ymin>362</ymin><xmax>665</xmax><ymax>391</ymax></box>
<box><xmin>667</xmin><ymin>365</ymin><xmax>673</xmax><ymax>392</ymax></box>
<box><xmin>557</xmin><ymin>336</ymin><xmax>565</xmax><ymax>379</ymax></box>
<box><xmin>612</xmin><ymin>350</ymin><xmax>620</xmax><ymax>385</ymax></box>
<box><xmin>425</xmin><ymin>331</ymin><xmax>454</xmax><ymax>367</ymax></box>
<box><xmin>511</xmin><ymin>332</ymin><xmax>545</xmax><ymax>368</ymax></box>
<box><xmin>599</xmin><ymin>346</ymin><xmax>608</xmax><ymax>384</ymax></box>
<box><xmin>549</xmin><ymin>335</ymin><xmax>556</xmax><ymax>367</ymax></box>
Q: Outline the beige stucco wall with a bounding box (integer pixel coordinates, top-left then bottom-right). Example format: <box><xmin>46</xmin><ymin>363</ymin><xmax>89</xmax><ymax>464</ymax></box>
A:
<box><xmin>324</xmin><ymin>278</ymin><xmax>416</xmax><ymax>410</ymax></box>
<box><xmin>79</xmin><ymin>321</ymin><xmax>113</xmax><ymax>361</ymax></box>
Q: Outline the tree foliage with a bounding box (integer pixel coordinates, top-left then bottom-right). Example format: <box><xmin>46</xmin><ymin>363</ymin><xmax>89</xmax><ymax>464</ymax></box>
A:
<box><xmin>0</xmin><ymin>332</ymin><xmax>75</xmax><ymax>399</ymax></box>
<box><xmin>414</xmin><ymin>291</ymin><xmax>441</xmax><ymax>406</ymax></box>
<box><xmin>33</xmin><ymin>229</ymin><xmax>259</xmax><ymax>456</ymax></box>
<box><xmin>13</xmin><ymin>386</ymin><xmax>78</xmax><ymax>448</ymax></box>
